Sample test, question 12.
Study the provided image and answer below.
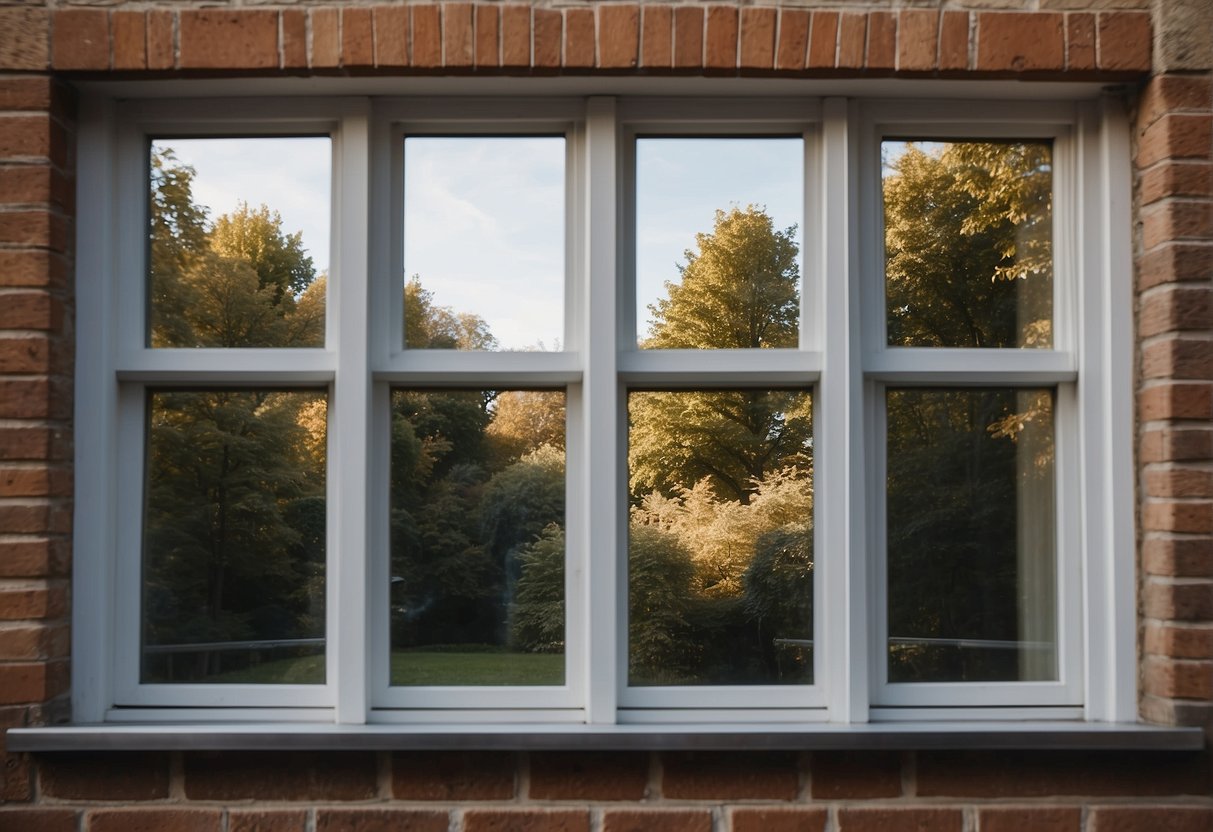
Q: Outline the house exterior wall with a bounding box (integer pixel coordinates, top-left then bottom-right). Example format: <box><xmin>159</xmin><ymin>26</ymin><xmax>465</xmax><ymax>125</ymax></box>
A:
<box><xmin>0</xmin><ymin>2</ymin><xmax>1210</xmax><ymax>829</ymax></box>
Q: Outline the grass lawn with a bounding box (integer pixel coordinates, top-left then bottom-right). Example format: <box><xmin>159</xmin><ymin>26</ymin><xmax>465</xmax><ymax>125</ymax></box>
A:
<box><xmin>208</xmin><ymin>649</ymin><xmax>564</xmax><ymax>686</ymax></box>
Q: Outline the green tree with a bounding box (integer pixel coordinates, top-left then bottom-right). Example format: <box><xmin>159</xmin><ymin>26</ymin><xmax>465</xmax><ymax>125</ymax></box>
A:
<box><xmin>644</xmin><ymin>205</ymin><xmax>800</xmax><ymax>350</ymax></box>
<box><xmin>149</xmin><ymin>149</ymin><xmax>209</xmax><ymax>347</ymax></box>
<box><xmin>211</xmin><ymin>202</ymin><xmax>316</xmax><ymax>301</ymax></box>
<box><xmin>511</xmin><ymin>524</ymin><xmax>566</xmax><ymax>653</ymax></box>
<box><xmin>405</xmin><ymin>277</ymin><xmax>497</xmax><ymax>350</ymax></box>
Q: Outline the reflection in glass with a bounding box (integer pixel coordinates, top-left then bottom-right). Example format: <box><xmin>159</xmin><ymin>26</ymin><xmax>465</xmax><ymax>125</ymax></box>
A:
<box><xmin>636</xmin><ymin>138</ymin><xmax>803</xmax><ymax>349</ymax></box>
<box><xmin>627</xmin><ymin>390</ymin><xmax>813</xmax><ymax>686</ymax></box>
<box><xmin>390</xmin><ymin>389</ymin><xmax>566</xmax><ymax>686</ymax></box>
<box><xmin>142</xmin><ymin>390</ymin><xmax>327</xmax><ymax>684</ymax></box>
<box><xmin>148</xmin><ymin>138</ymin><xmax>330</xmax><ymax>349</ymax></box>
<box><xmin>403</xmin><ymin>137</ymin><xmax>565</xmax><ymax>352</ymax></box>
<box><xmin>883</xmin><ymin>141</ymin><xmax>1053</xmax><ymax>348</ymax></box>
<box><xmin>886</xmin><ymin>388</ymin><xmax>1057</xmax><ymax>683</ymax></box>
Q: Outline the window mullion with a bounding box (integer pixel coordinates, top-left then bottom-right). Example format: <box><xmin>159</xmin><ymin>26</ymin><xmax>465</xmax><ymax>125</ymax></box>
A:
<box><xmin>820</xmin><ymin>97</ymin><xmax>869</xmax><ymax>725</ymax></box>
<box><xmin>331</xmin><ymin>102</ymin><xmax>373</xmax><ymax>724</ymax></box>
<box><xmin>583</xmin><ymin>97</ymin><xmax>620</xmax><ymax>724</ymax></box>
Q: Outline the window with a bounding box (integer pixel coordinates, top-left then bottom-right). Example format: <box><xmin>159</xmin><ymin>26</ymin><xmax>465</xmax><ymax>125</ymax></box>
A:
<box><xmin>72</xmin><ymin>94</ymin><xmax>1136</xmax><ymax>727</ymax></box>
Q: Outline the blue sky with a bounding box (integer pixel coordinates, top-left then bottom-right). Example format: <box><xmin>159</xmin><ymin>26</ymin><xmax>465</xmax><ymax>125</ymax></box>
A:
<box><xmin>153</xmin><ymin>135</ymin><xmax>805</xmax><ymax>351</ymax></box>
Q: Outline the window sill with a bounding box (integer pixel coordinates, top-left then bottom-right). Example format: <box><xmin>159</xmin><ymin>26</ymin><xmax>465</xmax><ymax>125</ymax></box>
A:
<box><xmin>8</xmin><ymin>721</ymin><xmax>1203</xmax><ymax>753</ymax></box>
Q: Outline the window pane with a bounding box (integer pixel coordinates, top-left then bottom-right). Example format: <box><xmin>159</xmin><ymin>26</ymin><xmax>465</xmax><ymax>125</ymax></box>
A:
<box><xmin>149</xmin><ymin>138</ymin><xmax>330</xmax><ymax>348</ymax></box>
<box><xmin>883</xmin><ymin>141</ymin><xmax>1053</xmax><ymax>348</ymax></box>
<box><xmin>636</xmin><ymin>138</ymin><xmax>803</xmax><ymax>349</ymax></box>
<box><xmin>627</xmin><ymin>390</ymin><xmax>813</xmax><ymax>686</ymax></box>
<box><xmin>886</xmin><ymin>388</ymin><xmax>1057</xmax><ymax>683</ymax></box>
<box><xmin>142</xmin><ymin>390</ymin><xmax>327</xmax><ymax>684</ymax></box>
<box><xmin>403</xmin><ymin>137</ymin><xmax>564</xmax><ymax>352</ymax></box>
<box><xmin>390</xmin><ymin>389</ymin><xmax>566</xmax><ymax>686</ymax></box>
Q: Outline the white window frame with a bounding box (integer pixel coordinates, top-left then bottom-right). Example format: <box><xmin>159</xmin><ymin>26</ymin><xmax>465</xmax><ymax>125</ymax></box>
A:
<box><xmin>71</xmin><ymin>91</ymin><xmax>1137</xmax><ymax>728</ymax></box>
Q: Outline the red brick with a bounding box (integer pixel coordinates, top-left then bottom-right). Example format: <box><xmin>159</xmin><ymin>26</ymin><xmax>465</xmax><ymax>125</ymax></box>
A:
<box><xmin>0</xmin><ymin>465</ymin><xmax>70</xmax><ymax>497</ymax></box>
<box><xmin>1067</xmin><ymin>13</ymin><xmax>1096</xmax><ymax>72</ymax></box>
<box><xmin>185</xmin><ymin>751</ymin><xmax>378</xmax><ymax>800</ymax></box>
<box><xmin>1140</xmin><ymin>427</ymin><xmax>1213</xmax><ymax>464</ymax></box>
<box><xmin>1144</xmin><ymin>200</ymin><xmax>1213</xmax><ymax>249</ymax></box>
<box><xmin>444</xmin><ymin>3</ymin><xmax>474</xmax><ymax>69</ymax></box>
<box><xmin>179</xmin><ymin>11</ymin><xmax>277</xmax><ymax>71</ymax></box>
<box><xmin>530</xmin><ymin>752</ymin><xmax>647</xmax><ymax>801</ymax></box>
<box><xmin>52</xmin><ymin>9</ymin><xmax>109</xmax><ymax>71</ymax></box>
<box><xmin>1139</xmin><ymin>77</ymin><xmax>1213</xmax><ymax>135</ymax></box>
<box><xmin>939</xmin><ymin>11</ymin><xmax>969</xmax><ymax>71</ymax></box>
<box><xmin>281</xmin><ymin>10</ymin><xmax>307</xmax><ymax>70</ymax></box>
<box><xmin>0</xmin><ymin>167</ymin><xmax>49</xmax><ymax>207</ymax></box>
<box><xmin>0</xmin><ymin>623</ymin><xmax>67</xmax><ymax>660</ymax></box>
<box><xmin>1138</xmin><ymin>244</ymin><xmax>1213</xmax><ymax>290</ymax></box>
<box><xmin>0</xmin><ymin>538</ymin><xmax>70</xmax><ymax>579</ymax></box>
<box><xmin>601</xmin><ymin>5</ymin><xmax>639</xmax><ymax>70</ymax></box>
<box><xmin>917</xmin><ymin>750</ymin><xmax>1209</xmax><ymax>796</ymax></box>
<box><xmin>229</xmin><ymin>810</ymin><xmax>309</xmax><ymax>832</ymax></box>
<box><xmin>375</xmin><ymin>6</ymin><xmax>409</xmax><ymax>69</ymax></box>
<box><xmin>642</xmin><ymin>6</ymin><xmax>672</xmax><ymax>70</ymax></box>
<box><xmin>661</xmin><ymin>751</ymin><xmax>798</xmax><ymax>800</ymax></box>
<box><xmin>1098</xmin><ymin>12</ymin><xmax>1151</xmax><ymax>73</ymax></box>
<box><xmin>0</xmin><ymin>251</ymin><xmax>67</xmax><ymax>290</ymax></box>
<box><xmin>1138</xmin><ymin>115</ymin><xmax>1213</xmax><ymax>169</ymax></box>
<box><xmin>464</xmin><ymin>811</ymin><xmax>590</xmax><ymax>832</ymax></box>
<box><xmin>976</xmin><ymin>13</ymin><xmax>1065</xmax><ymax>73</ymax></box>
<box><xmin>1142</xmin><ymin>162</ymin><xmax>1213</xmax><ymax>205</ymax></box>
<box><xmin>1146</xmin><ymin>533</ymin><xmax>1209</xmax><ymax>580</ymax></box>
<box><xmin>0</xmin><ymin>809</ymin><xmax>76</xmax><ymax>832</ymax></box>
<box><xmin>0</xmin><ymin>212</ymin><xmax>68</xmax><ymax>251</ymax></box>
<box><xmin>602</xmin><ymin>810</ymin><xmax>711</xmax><ymax>832</ymax></box>
<box><xmin>775</xmin><ymin>10</ymin><xmax>808</xmax><ymax>72</ymax></box>
<box><xmin>475</xmin><ymin>5</ymin><xmax>499</xmax><ymax>69</ymax></box>
<box><xmin>0</xmin><ymin>115</ymin><xmax>54</xmax><ymax>159</ymax></box>
<box><xmin>147</xmin><ymin>11</ymin><xmax>174</xmax><ymax>71</ymax></box>
<box><xmin>739</xmin><ymin>8</ymin><xmax>776</xmax><ymax>71</ymax></box>
<box><xmin>731</xmin><ymin>808</ymin><xmax>827</xmax><ymax>832</ymax></box>
<box><xmin>392</xmin><ymin>750</ymin><xmax>515</xmax><ymax>800</ymax></box>
<box><xmin>311</xmin><ymin>8</ymin><xmax>340</xmax><ymax>69</ymax></box>
<box><xmin>0</xmin><ymin>8</ymin><xmax>50</xmax><ymax>72</ymax></box>
<box><xmin>838</xmin><ymin>808</ymin><xmax>963</xmax><ymax>832</ymax></box>
<box><xmin>866</xmin><ymin>12</ymin><xmax>896</xmax><ymax>72</ymax></box>
<box><xmin>86</xmin><ymin>810</ymin><xmax>223</xmax><ymax>832</ymax></box>
<box><xmin>898</xmin><ymin>10</ymin><xmax>938</xmax><ymax>72</ymax></box>
<box><xmin>811</xmin><ymin>751</ymin><xmax>901</xmax><ymax>799</ymax></box>
<box><xmin>1146</xmin><ymin>468</ymin><xmax>1213</xmax><ymax>499</ymax></box>
<box><xmin>1144</xmin><ymin>578</ymin><xmax>1213</xmax><ymax>619</ymax></box>
<box><xmin>837</xmin><ymin>14</ymin><xmax>867</xmax><ymax>70</ymax></box>
<box><xmin>0</xmin><ymin>78</ymin><xmax>51</xmax><ymax>113</ymax></box>
<box><xmin>1144</xmin><ymin>656</ymin><xmax>1212</xmax><ymax>701</ymax></box>
<box><xmin>502</xmin><ymin>5</ymin><xmax>531</xmax><ymax>68</ymax></box>
<box><xmin>1089</xmin><ymin>807</ymin><xmax>1213</xmax><ymax>832</ymax></box>
<box><xmin>1141</xmin><ymin>337</ymin><xmax>1213</xmax><ymax>380</ymax></box>
<box><xmin>705</xmin><ymin>6</ymin><xmax>738</xmax><ymax>71</ymax></box>
<box><xmin>40</xmin><ymin>752</ymin><xmax>171</xmax><ymax>800</ymax></box>
<box><xmin>978</xmin><ymin>808</ymin><xmax>1081</xmax><ymax>832</ymax></box>
<box><xmin>1145</xmin><ymin>624</ymin><xmax>1213</xmax><ymax>659</ymax></box>
<box><xmin>0</xmin><ymin>585</ymin><xmax>67</xmax><ymax>620</ymax></box>
<box><xmin>0</xmin><ymin>291</ymin><xmax>62</xmax><ymax>331</ymax></box>
<box><xmin>0</xmin><ymin>501</ymin><xmax>72</xmax><ymax>534</ymax></box>
<box><xmin>315</xmin><ymin>809</ymin><xmax>448</xmax><ymax>832</ymax></box>
<box><xmin>342</xmin><ymin>8</ymin><xmax>374</xmax><ymax>69</ymax></box>
<box><xmin>411</xmin><ymin>5</ymin><xmax>442</xmax><ymax>69</ymax></box>
<box><xmin>1144</xmin><ymin>500</ymin><xmax>1213</xmax><ymax>533</ymax></box>
<box><xmin>565</xmin><ymin>8</ymin><xmax>595</xmax><ymax>69</ymax></box>
<box><xmin>534</xmin><ymin>10</ymin><xmax>561</xmax><ymax>70</ymax></box>
<box><xmin>112</xmin><ymin>12</ymin><xmax>146</xmax><ymax>71</ymax></box>
<box><xmin>808</xmin><ymin>12</ymin><xmax>839</xmax><ymax>70</ymax></box>
<box><xmin>0</xmin><ymin>661</ymin><xmax>68</xmax><ymax>704</ymax></box>
<box><xmin>674</xmin><ymin>7</ymin><xmax>704</xmax><ymax>70</ymax></box>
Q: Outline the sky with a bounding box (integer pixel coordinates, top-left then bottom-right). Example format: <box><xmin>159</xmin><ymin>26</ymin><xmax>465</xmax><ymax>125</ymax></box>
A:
<box><xmin>151</xmin><ymin>135</ymin><xmax>806</xmax><ymax>351</ymax></box>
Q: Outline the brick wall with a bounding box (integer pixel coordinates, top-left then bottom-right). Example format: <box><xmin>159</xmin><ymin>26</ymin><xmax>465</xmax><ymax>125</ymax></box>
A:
<box><xmin>1</xmin><ymin>1</ymin><xmax>1211</xmax><ymax>830</ymax></box>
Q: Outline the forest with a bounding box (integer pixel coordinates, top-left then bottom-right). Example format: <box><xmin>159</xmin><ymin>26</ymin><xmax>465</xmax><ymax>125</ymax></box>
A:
<box><xmin>141</xmin><ymin>139</ymin><xmax>1057</xmax><ymax>688</ymax></box>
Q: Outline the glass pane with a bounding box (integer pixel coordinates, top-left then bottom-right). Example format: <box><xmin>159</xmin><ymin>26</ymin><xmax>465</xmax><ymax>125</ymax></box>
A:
<box><xmin>886</xmin><ymin>388</ymin><xmax>1057</xmax><ymax>683</ymax></box>
<box><xmin>627</xmin><ymin>390</ymin><xmax>813</xmax><ymax>686</ymax></box>
<box><xmin>403</xmin><ymin>137</ymin><xmax>564</xmax><ymax>352</ymax></box>
<box><xmin>636</xmin><ymin>138</ymin><xmax>803</xmax><ymax>349</ymax></box>
<box><xmin>149</xmin><ymin>137</ymin><xmax>330</xmax><ymax>348</ymax></box>
<box><xmin>390</xmin><ymin>389</ymin><xmax>566</xmax><ymax>686</ymax></box>
<box><xmin>883</xmin><ymin>141</ymin><xmax>1053</xmax><ymax>348</ymax></box>
<box><xmin>142</xmin><ymin>390</ymin><xmax>327</xmax><ymax>684</ymax></box>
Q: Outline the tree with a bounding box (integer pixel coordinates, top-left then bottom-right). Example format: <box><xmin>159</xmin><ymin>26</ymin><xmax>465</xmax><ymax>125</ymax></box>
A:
<box><xmin>405</xmin><ymin>277</ymin><xmax>497</xmax><ymax>350</ymax></box>
<box><xmin>883</xmin><ymin>141</ymin><xmax>1053</xmax><ymax>348</ymax></box>
<box><xmin>211</xmin><ymin>202</ymin><xmax>316</xmax><ymax>301</ymax></box>
<box><xmin>644</xmin><ymin>205</ymin><xmax>799</xmax><ymax>350</ymax></box>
